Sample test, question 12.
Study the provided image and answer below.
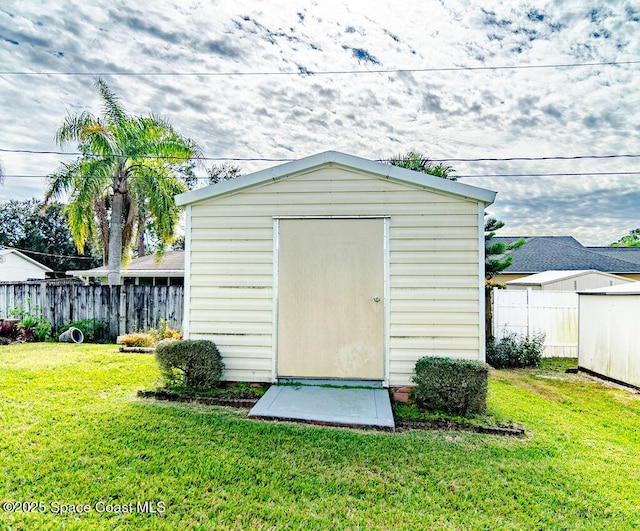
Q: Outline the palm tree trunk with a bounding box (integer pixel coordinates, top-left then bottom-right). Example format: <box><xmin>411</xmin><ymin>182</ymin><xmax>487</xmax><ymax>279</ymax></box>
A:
<box><xmin>107</xmin><ymin>190</ymin><xmax>125</xmax><ymax>286</ymax></box>
<box><xmin>137</xmin><ymin>210</ymin><xmax>146</xmax><ymax>257</ymax></box>
<box><xmin>137</xmin><ymin>231</ymin><xmax>145</xmax><ymax>258</ymax></box>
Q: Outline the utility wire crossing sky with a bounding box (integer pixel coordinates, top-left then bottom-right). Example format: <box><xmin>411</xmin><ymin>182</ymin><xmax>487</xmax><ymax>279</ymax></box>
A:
<box><xmin>0</xmin><ymin>0</ymin><xmax>638</xmax><ymax>245</ymax></box>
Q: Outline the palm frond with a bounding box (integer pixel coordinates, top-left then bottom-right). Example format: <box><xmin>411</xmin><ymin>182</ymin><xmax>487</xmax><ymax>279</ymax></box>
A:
<box><xmin>47</xmin><ymin>79</ymin><xmax>200</xmax><ymax>279</ymax></box>
<box><xmin>94</xmin><ymin>77</ymin><xmax>126</xmax><ymax>125</ymax></box>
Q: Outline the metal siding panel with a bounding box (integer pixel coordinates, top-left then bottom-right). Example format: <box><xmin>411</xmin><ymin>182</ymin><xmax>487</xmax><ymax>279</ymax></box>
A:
<box><xmin>390</xmin><ymin>287</ymin><xmax>478</xmax><ymax>300</ymax></box>
<box><xmin>391</xmin><ymin>213</ymin><xmax>480</xmax><ymax>227</ymax></box>
<box><xmin>579</xmin><ymin>295</ymin><xmax>640</xmax><ymax>387</ymax></box>
<box><xmin>190</xmin><ymin>263</ymin><xmax>272</xmax><ymax>276</ymax></box>
<box><xmin>190</xmin><ymin>275</ymin><xmax>273</xmax><ymax>288</ymax></box>
<box><xmin>187</xmin><ymin>169</ymin><xmax>484</xmax><ymax>383</ymax></box>
<box><xmin>390</xmin><ymin>250</ymin><xmax>478</xmax><ymax>264</ymax></box>
<box><xmin>391</xmin><ymin>276</ymin><xmax>478</xmax><ymax>288</ymax></box>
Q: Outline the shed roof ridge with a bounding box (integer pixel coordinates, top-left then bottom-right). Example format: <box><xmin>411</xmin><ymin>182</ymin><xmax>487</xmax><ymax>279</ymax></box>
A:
<box><xmin>175</xmin><ymin>151</ymin><xmax>496</xmax><ymax>206</ymax></box>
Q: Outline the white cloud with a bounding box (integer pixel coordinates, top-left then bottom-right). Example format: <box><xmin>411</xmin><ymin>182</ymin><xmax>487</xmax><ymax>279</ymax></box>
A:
<box><xmin>0</xmin><ymin>0</ymin><xmax>638</xmax><ymax>245</ymax></box>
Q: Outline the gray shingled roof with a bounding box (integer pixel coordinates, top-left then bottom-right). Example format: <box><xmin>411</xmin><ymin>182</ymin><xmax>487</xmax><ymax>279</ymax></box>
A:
<box><xmin>586</xmin><ymin>246</ymin><xmax>640</xmax><ymax>265</ymax></box>
<box><xmin>491</xmin><ymin>237</ymin><xmax>640</xmax><ymax>274</ymax></box>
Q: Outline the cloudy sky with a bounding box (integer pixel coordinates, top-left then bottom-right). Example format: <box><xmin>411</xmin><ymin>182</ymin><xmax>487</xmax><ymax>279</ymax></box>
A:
<box><xmin>0</xmin><ymin>0</ymin><xmax>638</xmax><ymax>245</ymax></box>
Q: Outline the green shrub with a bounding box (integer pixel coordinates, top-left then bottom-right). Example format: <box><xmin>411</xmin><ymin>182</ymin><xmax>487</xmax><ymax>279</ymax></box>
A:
<box><xmin>17</xmin><ymin>315</ymin><xmax>51</xmax><ymax>342</ymax></box>
<box><xmin>59</xmin><ymin>319</ymin><xmax>107</xmax><ymax>343</ymax></box>
<box><xmin>155</xmin><ymin>339</ymin><xmax>224</xmax><ymax>392</ymax></box>
<box><xmin>9</xmin><ymin>301</ymin><xmax>51</xmax><ymax>342</ymax></box>
<box><xmin>411</xmin><ymin>356</ymin><xmax>489</xmax><ymax>416</ymax></box>
<box><xmin>487</xmin><ymin>332</ymin><xmax>545</xmax><ymax>369</ymax></box>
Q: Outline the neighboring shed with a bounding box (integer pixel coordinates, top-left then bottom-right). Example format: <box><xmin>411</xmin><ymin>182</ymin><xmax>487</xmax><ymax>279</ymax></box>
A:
<box><xmin>505</xmin><ymin>270</ymin><xmax>633</xmax><ymax>291</ymax></box>
<box><xmin>0</xmin><ymin>248</ymin><xmax>52</xmax><ymax>281</ymax></box>
<box><xmin>68</xmin><ymin>251</ymin><xmax>184</xmax><ymax>286</ymax></box>
<box><xmin>578</xmin><ymin>282</ymin><xmax>640</xmax><ymax>389</ymax></box>
<box><xmin>176</xmin><ymin>151</ymin><xmax>496</xmax><ymax>387</ymax></box>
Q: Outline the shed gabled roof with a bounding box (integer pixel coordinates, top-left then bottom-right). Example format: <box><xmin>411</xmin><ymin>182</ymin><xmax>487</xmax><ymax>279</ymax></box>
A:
<box><xmin>175</xmin><ymin>151</ymin><xmax>497</xmax><ymax>206</ymax></box>
<box><xmin>580</xmin><ymin>281</ymin><xmax>640</xmax><ymax>295</ymax></box>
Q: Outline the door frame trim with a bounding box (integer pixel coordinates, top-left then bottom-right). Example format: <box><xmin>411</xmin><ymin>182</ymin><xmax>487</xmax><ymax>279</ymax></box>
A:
<box><xmin>271</xmin><ymin>216</ymin><xmax>391</xmax><ymax>387</ymax></box>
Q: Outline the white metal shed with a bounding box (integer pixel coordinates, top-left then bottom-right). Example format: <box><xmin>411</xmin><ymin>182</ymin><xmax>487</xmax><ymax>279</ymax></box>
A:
<box><xmin>176</xmin><ymin>151</ymin><xmax>496</xmax><ymax>387</ymax></box>
<box><xmin>578</xmin><ymin>282</ymin><xmax>640</xmax><ymax>389</ymax></box>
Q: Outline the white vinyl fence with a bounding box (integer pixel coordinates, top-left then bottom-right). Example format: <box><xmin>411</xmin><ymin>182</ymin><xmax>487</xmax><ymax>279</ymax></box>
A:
<box><xmin>492</xmin><ymin>288</ymin><xmax>578</xmax><ymax>357</ymax></box>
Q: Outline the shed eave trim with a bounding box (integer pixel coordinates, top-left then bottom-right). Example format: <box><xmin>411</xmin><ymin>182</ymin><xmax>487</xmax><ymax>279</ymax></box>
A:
<box><xmin>175</xmin><ymin>151</ymin><xmax>497</xmax><ymax>206</ymax></box>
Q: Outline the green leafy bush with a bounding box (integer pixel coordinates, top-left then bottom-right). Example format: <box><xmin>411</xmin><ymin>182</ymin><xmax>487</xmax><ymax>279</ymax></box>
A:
<box><xmin>10</xmin><ymin>303</ymin><xmax>51</xmax><ymax>342</ymax></box>
<box><xmin>155</xmin><ymin>339</ymin><xmax>224</xmax><ymax>392</ymax></box>
<box><xmin>59</xmin><ymin>319</ymin><xmax>107</xmax><ymax>343</ymax></box>
<box><xmin>412</xmin><ymin>356</ymin><xmax>489</xmax><ymax>416</ymax></box>
<box><xmin>487</xmin><ymin>332</ymin><xmax>545</xmax><ymax>369</ymax></box>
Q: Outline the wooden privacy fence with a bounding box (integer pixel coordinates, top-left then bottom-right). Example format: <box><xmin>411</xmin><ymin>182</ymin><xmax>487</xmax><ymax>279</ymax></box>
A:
<box><xmin>0</xmin><ymin>281</ymin><xmax>183</xmax><ymax>341</ymax></box>
<box><xmin>492</xmin><ymin>288</ymin><xmax>578</xmax><ymax>358</ymax></box>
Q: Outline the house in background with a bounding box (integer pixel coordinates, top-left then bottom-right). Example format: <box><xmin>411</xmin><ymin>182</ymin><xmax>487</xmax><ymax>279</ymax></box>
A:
<box><xmin>491</xmin><ymin>236</ymin><xmax>640</xmax><ymax>283</ymax></box>
<box><xmin>586</xmin><ymin>246</ymin><xmax>640</xmax><ymax>266</ymax></box>
<box><xmin>67</xmin><ymin>251</ymin><xmax>184</xmax><ymax>286</ymax></box>
<box><xmin>0</xmin><ymin>247</ymin><xmax>52</xmax><ymax>282</ymax></box>
<box><xmin>176</xmin><ymin>151</ymin><xmax>496</xmax><ymax>387</ymax></box>
<box><xmin>505</xmin><ymin>270</ymin><xmax>633</xmax><ymax>292</ymax></box>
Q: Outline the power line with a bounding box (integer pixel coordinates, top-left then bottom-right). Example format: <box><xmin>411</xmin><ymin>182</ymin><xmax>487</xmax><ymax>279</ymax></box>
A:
<box><xmin>2</xmin><ymin>171</ymin><xmax>640</xmax><ymax>180</ymax></box>
<box><xmin>0</xmin><ymin>148</ymin><xmax>292</xmax><ymax>162</ymax></box>
<box><xmin>458</xmin><ymin>171</ymin><xmax>640</xmax><ymax>178</ymax></box>
<box><xmin>5</xmin><ymin>246</ymin><xmax>97</xmax><ymax>261</ymax></box>
<box><xmin>384</xmin><ymin>154</ymin><xmax>640</xmax><ymax>163</ymax></box>
<box><xmin>0</xmin><ymin>60</ymin><xmax>638</xmax><ymax>77</ymax></box>
<box><xmin>2</xmin><ymin>148</ymin><xmax>639</xmax><ymax>164</ymax></box>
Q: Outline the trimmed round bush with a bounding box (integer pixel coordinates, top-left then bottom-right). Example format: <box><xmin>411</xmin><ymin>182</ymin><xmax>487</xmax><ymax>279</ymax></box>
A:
<box><xmin>155</xmin><ymin>339</ymin><xmax>224</xmax><ymax>392</ymax></box>
<box><xmin>412</xmin><ymin>356</ymin><xmax>489</xmax><ymax>416</ymax></box>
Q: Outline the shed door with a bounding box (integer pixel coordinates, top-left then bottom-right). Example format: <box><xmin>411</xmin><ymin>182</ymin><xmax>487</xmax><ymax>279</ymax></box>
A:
<box><xmin>277</xmin><ymin>218</ymin><xmax>384</xmax><ymax>379</ymax></box>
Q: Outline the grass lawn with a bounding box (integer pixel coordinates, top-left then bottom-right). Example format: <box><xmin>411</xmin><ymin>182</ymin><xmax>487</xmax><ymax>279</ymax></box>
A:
<box><xmin>1</xmin><ymin>344</ymin><xmax>639</xmax><ymax>530</ymax></box>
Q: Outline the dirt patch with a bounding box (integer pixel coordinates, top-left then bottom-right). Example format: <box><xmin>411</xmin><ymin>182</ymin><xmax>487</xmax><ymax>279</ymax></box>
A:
<box><xmin>395</xmin><ymin>419</ymin><xmax>526</xmax><ymax>437</ymax></box>
<box><xmin>139</xmin><ymin>389</ymin><xmax>525</xmax><ymax>436</ymax></box>
<box><xmin>137</xmin><ymin>389</ymin><xmax>260</xmax><ymax>408</ymax></box>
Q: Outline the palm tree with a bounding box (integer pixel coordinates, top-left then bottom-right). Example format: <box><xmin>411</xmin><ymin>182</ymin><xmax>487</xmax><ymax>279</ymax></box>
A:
<box><xmin>46</xmin><ymin>78</ymin><xmax>200</xmax><ymax>285</ymax></box>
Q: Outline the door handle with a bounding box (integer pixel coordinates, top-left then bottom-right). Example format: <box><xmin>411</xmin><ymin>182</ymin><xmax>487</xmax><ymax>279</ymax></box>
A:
<box><xmin>373</xmin><ymin>296</ymin><xmax>381</xmax><ymax>302</ymax></box>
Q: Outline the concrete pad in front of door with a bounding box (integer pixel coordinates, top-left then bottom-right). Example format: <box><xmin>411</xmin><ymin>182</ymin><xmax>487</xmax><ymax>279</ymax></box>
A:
<box><xmin>248</xmin><ymin>384</ymin><xmax>395</xmax><ymax>429</ymax></box>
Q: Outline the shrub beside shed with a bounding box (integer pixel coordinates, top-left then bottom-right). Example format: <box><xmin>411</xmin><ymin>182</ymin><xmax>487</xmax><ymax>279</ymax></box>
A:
<box><xmin>175</xmin><ymin>151</ymin><xmax>496</xmax><ymax>387</ymax></box>
<box><xmin>578</xmin><ymin>282</ymin><xmax>640</xmax><ymax>389</ymax></box>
